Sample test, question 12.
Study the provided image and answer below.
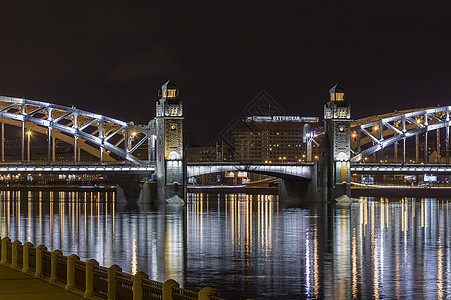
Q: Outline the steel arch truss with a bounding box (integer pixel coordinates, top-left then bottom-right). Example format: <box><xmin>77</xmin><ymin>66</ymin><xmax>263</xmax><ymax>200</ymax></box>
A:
<box><xmin>351</xmin><ymin>106</ymin><xmax>450</xmax><ymax>163</ymax></box>
<box><xmin>0</xmin><ymin>96</ymin><xmax>156</xmax><ymax>165</ymax></box>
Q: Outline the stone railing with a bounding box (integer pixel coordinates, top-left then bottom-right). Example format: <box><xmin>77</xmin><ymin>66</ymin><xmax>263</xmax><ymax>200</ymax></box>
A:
<box><xmin>0</xmin><ymin>237</ymin><xmax>225</xmax><ymax>300</ymax></box>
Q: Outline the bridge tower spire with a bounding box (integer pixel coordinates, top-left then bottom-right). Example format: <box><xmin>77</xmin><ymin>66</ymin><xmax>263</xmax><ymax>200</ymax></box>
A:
<box><xmin>155</xmin><ymin>80</ymin><xmax>186</xmax><ymax>200</ymax></box>
<box><xmin>319</xmin><ymin>83</ymin><xmax>351</xmax><ymax>199</ymax></box>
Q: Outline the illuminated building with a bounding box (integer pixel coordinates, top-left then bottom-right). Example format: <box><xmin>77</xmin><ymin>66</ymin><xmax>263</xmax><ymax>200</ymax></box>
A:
<box><xmin>233</xmin><ymin>115</ymin><xmax>321</xmax><ymax>163</ymax></box>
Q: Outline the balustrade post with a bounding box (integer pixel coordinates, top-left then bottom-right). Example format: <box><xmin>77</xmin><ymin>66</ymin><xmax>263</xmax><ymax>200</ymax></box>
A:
<box><xmin>0</xmin><ymin>237</ymin><xmax>11</xmax><ymax>265</ymax></box>
<box><xmin>22</xmin><ymin>242</ymin><xmax>34</xmax><ymax>273</ymax></box>
<box><xmin>198</xmin><ymin>287</ymin><xmax>216</xmax><ymax>300</ymax></box>
<box><xmin>11</xmin><ymin>240</ymin><xmax>21</xmax><ymax>269</ymax></box>
<box><xmin>49</xmin><ymin>250</ymin><xmax>63</xmax><ymax>284</ymax></box>
<box><xmin>34</xmin><ymin>245</ymin><xmax>47</xmax><ymax>278</ymax></box>
<box><xmin>65</xmin><ymin>254</ymin><xmax>80</xmax><ymax>291</ymax></box>
<box><xmin>162</xmin><ymin>279</ymin><xmax>179</xmax><ymax>300</ymax></box>
<box><xmin>84</xmin><ymin>259</ymin><xmax>99</xmax><ymax>298</ymax></box>
<box><xmin>133</xmin><ymin>271</ymin><xmax>148</xmax><ymax>300</ymax></box>
<box><xmin>108</xmin><ymin>264</ymin><xmax>122</xmax><ymax>300</ymax></box>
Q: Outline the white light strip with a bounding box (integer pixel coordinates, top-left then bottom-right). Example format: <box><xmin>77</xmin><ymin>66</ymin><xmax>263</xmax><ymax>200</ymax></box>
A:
<box><xmin>0</xmin><ymin>166</ymin><xmax>155</xmax><ymax>172</ymax></box>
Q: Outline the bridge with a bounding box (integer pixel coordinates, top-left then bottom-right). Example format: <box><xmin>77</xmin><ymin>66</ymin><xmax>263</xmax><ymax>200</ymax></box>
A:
<box><xmin>0</xmin><ymin>81</ymin><xmax>449</xmax><ymax>201</ymax></box>
<box><xmin>0</xmin><ymin>80</ymin><xmax>185</xmax><ymax>201</ymax></box>
<box><xmin>350</xmin><ymin>163</ymin><xmax>451</xmax><ymax>175</ymax></box>
<box><xmin>187</xmin><ymin>85</ymin><xmax>451</xmax><ymax>200</ymax></box>
<box><xmin>351</xmin><ymin>106</ymin><xmax>451</xmax><ymax>164</ymax></box>
<box><xmin>187</xmin><ymin>163</ymin><xmax>313</xmax><ymax>180</ymax></box>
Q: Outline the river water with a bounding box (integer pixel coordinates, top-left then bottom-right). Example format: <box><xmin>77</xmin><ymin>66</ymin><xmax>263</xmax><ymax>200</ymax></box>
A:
<box><xmin>0</xmin><ymin>190</ymin><xmax>450</xmax><ymax>299</ymax></box>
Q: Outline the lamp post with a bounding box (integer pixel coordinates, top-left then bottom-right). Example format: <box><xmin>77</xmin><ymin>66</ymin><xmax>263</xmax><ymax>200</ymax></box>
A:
<box><xmin>26</xmin><ymin>131</ymin><xmax>32</xmax><ymax>162</ymax></box>
<box><xmin>128</xmin><ymin>132</ymin><xmax>136</xmax><ymax>154</ymax></box>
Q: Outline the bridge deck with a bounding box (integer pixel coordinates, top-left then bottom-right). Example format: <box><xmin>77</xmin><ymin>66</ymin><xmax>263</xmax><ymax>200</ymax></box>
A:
<box><xmin>351</xmin><ymin>164</ymin><xmax>451</xmax><ymax>174</ymax></box>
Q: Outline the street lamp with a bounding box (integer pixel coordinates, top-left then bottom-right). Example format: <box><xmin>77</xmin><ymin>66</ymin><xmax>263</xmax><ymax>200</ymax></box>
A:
<box><xmin>26</xmin><ymin>131</ymin><xmax>32</xmax><ymax>162</ymax></box>
<box><xmin>128</xmin><ymin>131</ymin><xmax>137</xmax><ymax>151</ymax></box>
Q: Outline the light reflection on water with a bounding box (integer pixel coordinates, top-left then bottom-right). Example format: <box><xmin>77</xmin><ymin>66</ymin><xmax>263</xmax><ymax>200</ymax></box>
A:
<box><xmin>1</xmin><ymin>190</ymin><xmax>451</xmax><ymax>299</ymax></box>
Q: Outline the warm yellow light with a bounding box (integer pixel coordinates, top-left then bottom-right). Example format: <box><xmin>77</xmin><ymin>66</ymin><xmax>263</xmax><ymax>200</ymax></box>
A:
<box><xmin>283</xmin><ymin>156</ymin><xmax>286</xmax><ymax>160</ymax></box>
<box><xmin>373</xmin><ymin>125</ymin><xmax>379</xmax><ymax>131</ymax></box>
<box><xmin>167</xmin><ymin>89</ymin><xmax>176</xmax><ymax>97</ymax></box>
<box><xmin>26</xmin><ymin>131</ymin><xmax>32</xmax><ymax>136</ymax></box>
<box><xmin>352</xmin><ymin>132</ymin><xmax>357</xmax><ymax>138</ymax></box>
<box><xmin>279</xmin><ymin>157</ymin><xmax>282</xmax><ymax>160</ymax></box>
<box><xmin>314</xmin><ymin>155</ymin><xmax>318</xmax><ymax>160</ymax></box>
<box><xmin>131</xmin><ymin>132</ymin><xmax>137</xmax><ymax>137</ymax></box>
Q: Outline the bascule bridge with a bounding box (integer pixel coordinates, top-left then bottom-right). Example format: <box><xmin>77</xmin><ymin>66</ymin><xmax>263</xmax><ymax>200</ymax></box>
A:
<box><xmin>0</xmin><ymin>80</ymin><xmax>187</xmax><ymax>202</ymax></box>
<box><xmin>3</xmin><ymin>81</ymin><xmax>451</xmax><ymax>202</ymax></box>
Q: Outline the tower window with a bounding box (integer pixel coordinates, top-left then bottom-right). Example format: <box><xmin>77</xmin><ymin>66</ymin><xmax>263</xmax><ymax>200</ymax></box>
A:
<box><xmin>167</xmin><ymin>89</ymin><xmax>177</xmax><ymax>97</ymax></box>
<box><xmin>169</xmin><ymin>107</ymin><xmax>178</xmax><ymax>116</ymax></box>
<box><xmin>331</xmin><ymin>93</ymin><xmax>344</xmax><ymax>101</ymax></box>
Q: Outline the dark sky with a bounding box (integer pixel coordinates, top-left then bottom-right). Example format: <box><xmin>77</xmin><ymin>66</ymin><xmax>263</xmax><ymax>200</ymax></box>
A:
<box><xmin>0</xmin><ymin>1</ymin><xmax>450</xmax><ymax>144</ymax></box>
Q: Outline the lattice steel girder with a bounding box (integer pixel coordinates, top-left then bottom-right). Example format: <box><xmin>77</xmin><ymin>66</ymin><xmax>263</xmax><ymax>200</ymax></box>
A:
<box><xmin>0</xmin><ymin>95</ymin><xmax>155</xmax><ymax>165</ymax></box>
<box><xmin>351</xmin><ymin>106</ymin><xmax>451</xmax><ymax>162</ymax></box>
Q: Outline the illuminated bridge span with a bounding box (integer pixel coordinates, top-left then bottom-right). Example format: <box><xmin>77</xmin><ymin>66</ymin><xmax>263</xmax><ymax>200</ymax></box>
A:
<box><xmin>0</xmin><ymin>80</ymin><xmax>186</xmax><ymax>200</ymax></box>
<box><xmin>187</xmin><ymin>163</ymin><xmax>313</xmax><ymax>180</ymax></box>
<box><xmin>0</xmin><ymin>96</ymin><xmax>155</xmax><ymax>166</ymax></box>
<box><xmin>351</xmin><ymin>106</ymin><xmax>451</xmax><ymax>163</ymax></box>
<box><xmin>351</xmin><ymin>164</ymin><xmax>451</xmax><ymax>175</ymax></box>
<box><xmin>0</xmin><ymin>165</ymin><xmax>154</xmax><ymax>174</ymax></box>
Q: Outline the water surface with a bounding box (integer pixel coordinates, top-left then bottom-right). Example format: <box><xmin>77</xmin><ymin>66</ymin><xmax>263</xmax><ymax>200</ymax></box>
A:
<box><xmin>1</xmin><ymin>190</ymin><xmax>450</xmax><ymax>299</ymax></box>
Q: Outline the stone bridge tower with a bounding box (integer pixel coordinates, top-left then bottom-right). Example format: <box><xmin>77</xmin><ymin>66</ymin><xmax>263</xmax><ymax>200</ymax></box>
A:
<box><xmin>156</xmin><ymin>80</ymin><xmax>186</xmax><ymax>200</ymax></box>
<box><xmin>318</xmin><ymin>83</ymin><xmax>351</xmax><ymax>200</ymax></box>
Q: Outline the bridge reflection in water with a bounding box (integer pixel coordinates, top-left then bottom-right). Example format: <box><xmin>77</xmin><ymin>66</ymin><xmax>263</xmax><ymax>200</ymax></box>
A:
<box><xmin>0</xmin><ymin>190</ymin><xmax>450</xmax><ymax>299</ymax></box>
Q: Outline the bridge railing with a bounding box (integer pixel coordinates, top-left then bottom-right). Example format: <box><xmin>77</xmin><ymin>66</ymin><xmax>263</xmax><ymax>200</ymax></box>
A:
<box><xmin>0</xmin><ymin>160</ymin><xmax>156</xmax><ymax>166</ymax></box>
<box><xmin>0</xmin><ymin>237</ymin><xmax>226</xmax><ymax>300</ymax></box>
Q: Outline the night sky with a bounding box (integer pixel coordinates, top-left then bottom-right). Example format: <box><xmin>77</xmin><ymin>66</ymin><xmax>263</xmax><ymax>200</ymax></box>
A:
<box><xmin>0</xmin><ymin>1</ymin><xmax>449</xmax><ymax>144</ymax></box>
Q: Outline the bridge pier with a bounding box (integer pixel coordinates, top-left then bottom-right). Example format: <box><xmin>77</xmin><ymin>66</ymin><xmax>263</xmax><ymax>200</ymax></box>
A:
<box><xmin>277</xmin><ymin>163</ymin><xmax>326</xmax><ymax>203</ymax></box>
<box><xmin>277</xmin><ymin>160</ymin><xmax>350</xmax><ymax>203</ymax></box>
<box><xmin>114</xmin><ymin>174</ymin><xmax>157</xmax><ymax>207</ymax></box>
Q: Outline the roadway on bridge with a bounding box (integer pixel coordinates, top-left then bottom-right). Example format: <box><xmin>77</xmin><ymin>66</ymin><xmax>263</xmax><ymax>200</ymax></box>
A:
<box><xmin>0</xmin><ymin>264</ymin><xmax>83</xmax><ymax>299</ymax></box>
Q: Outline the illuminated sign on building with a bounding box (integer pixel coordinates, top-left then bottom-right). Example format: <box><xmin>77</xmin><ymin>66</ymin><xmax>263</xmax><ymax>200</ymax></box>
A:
<box><xmin>272</xmin><ymin>116</ymin><xmax>301</xmax><ymax>121</ymax></box>
<box><xmin>250</xmin><ymin>116</ymin><xmax>319</xmax><ymax>122</ymax></box>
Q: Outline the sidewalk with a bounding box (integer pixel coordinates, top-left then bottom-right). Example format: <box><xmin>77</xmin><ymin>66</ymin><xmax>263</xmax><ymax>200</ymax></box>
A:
<box><xmin>0</xmin><ymin>264</ymin><xmax>83</xmax><ymax>300</ymax></box>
